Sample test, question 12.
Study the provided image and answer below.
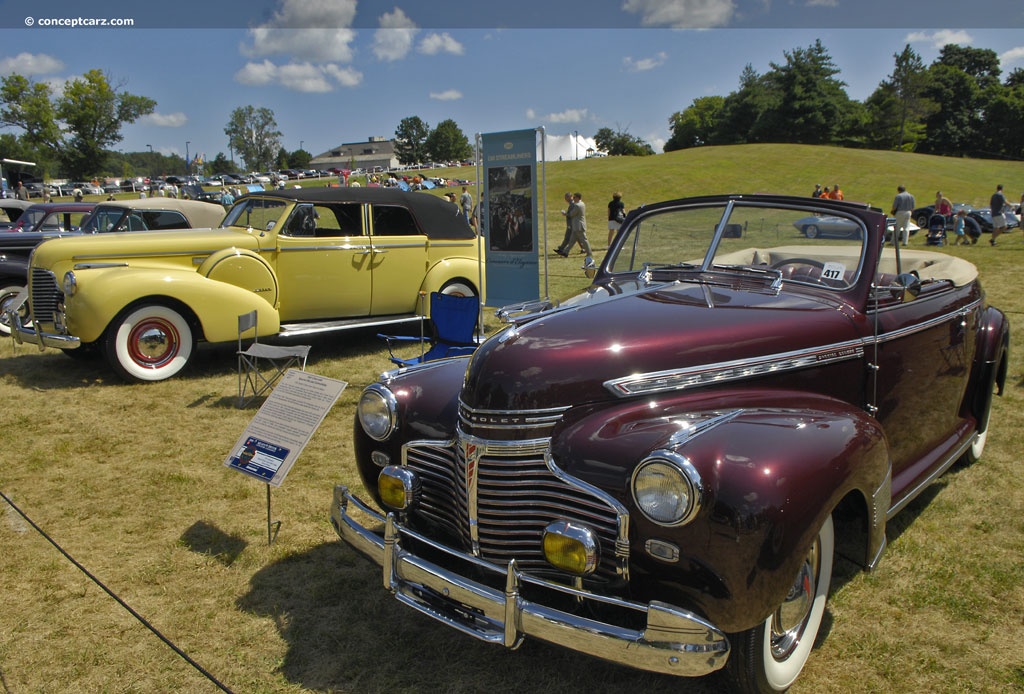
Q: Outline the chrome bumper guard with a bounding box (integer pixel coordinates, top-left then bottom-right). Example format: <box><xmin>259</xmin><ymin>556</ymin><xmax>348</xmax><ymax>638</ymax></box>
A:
<box><xmin>331</xmin><ymin>485</ymin><xmax>729</xmax><ymax>677</ymax></box>
<box><xmin>6</xmin><ymin>300</ymin><xmax>80</xmax><ymax>350</ymax></box>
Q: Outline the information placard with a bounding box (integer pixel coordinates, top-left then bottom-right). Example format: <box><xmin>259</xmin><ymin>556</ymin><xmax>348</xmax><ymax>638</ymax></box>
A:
<box><xmin>225</xmin><ymin>370</ymin><xmax>347</xmax><ymax>487</ymax></box>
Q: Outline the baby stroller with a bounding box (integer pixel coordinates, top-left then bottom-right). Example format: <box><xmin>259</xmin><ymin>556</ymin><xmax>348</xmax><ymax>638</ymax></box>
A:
<box><xmin>925</xmin><ymin>213</ymin><xmax>947</xmax><ymax>246</ymax></box>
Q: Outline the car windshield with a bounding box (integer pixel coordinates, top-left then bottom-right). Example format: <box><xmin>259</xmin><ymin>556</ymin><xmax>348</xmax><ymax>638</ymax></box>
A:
<box><xmin>607</xmin><ymin>200</ymin><xmax>867</xmax><ymax>291</ymax></box>
<box><xmin>222</xmin><ymin>197</ymin><xmax>288</xmax><ymax>231</ymax></box>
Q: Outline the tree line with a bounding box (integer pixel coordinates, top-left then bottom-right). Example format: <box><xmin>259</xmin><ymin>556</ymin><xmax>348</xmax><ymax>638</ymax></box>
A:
<box><xmin>663</xmin><ymin>41</ymin><xmax>1024</xmax><ymax>160</ymax></box>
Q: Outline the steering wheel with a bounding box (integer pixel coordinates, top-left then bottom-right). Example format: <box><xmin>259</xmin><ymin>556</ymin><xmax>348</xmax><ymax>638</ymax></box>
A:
<box><xmin>771</xmin><ymin>257</ymin><xmax>827</xmax><ymax>283</ymax></box>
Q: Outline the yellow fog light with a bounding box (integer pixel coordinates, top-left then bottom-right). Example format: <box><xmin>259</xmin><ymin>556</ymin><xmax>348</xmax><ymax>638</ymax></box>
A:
<box><xmin>377</xmin><ymin>465</ymin><xmax>420</xmax><ymax>511</ymax></box>
<box><xmin>542</xmin><ymin>521</ymin><xmax>599</xmax><ymax>576</ymax></box>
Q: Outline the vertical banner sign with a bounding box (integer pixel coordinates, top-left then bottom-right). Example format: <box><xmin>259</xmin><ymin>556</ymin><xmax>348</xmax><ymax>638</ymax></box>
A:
<box><xmin>481</xmin><ymin>129</ymin><xmax>539</xmax><ymax>306</ymax></box>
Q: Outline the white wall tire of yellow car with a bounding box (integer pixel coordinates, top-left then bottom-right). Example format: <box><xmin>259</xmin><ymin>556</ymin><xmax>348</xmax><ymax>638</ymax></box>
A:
<box><xmin>105</xmin><ymin>304</ymin><xmax>195</xmax><ymax>382</ymax></box>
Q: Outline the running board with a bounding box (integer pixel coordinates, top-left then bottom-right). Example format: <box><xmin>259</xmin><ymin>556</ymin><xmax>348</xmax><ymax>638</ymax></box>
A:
<box><xmin>277</xmin><ymin>314</ymin><xmax>421</xmax><ymax>337</ymax></box>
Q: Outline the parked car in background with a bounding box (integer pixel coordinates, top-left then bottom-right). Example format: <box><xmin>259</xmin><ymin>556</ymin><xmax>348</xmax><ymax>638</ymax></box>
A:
<box><xmin>78</xmin><ymin>198</ymin><xmax>224</xmax><ymax>234</ymax></box>
<box><xmin>0</xmin><ymin>199</ymin><xmax>31</xmax><ymax>229</ymax></box>
<box><xmin>9</xmin><ymin>202</ymin><xmax>96</xmax><ymax>233</ymax></box>
<box><xmin>24</xmin><ymin>182</ymin><xmax>46</xmax><ymax>198</ymax></box>
<box><xmin>179</xmin><ymin>183</ymin><xmax>222</xmax><ymax>204</ymax></box>
<box><xmin>332</xmin><ymin>193</ymin><xmax>1008</xmax><ymax>693</ymax></box>
<box><xmin>12</xmin><ymin>187</ymin><xmax>484</xmax><ymax>382</ymax></box>
<box><xmin>967</xmin><ymin>206</ymin><xmax>1019</xmax><ymax>232</ymax></box>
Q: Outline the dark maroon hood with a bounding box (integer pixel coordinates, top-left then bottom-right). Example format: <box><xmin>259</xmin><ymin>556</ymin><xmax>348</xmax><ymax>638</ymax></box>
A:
<box><xmin>463</xmin><ymin>279</ymin><xmax>862</xmax><ymax>411</ymax></box>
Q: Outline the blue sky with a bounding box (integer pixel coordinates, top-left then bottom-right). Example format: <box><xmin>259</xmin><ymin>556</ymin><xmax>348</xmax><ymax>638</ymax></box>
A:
<box><xmin>0</xmin><ymin>0</ymin><xmax>1022</xmax><ymax>165</ymax></box>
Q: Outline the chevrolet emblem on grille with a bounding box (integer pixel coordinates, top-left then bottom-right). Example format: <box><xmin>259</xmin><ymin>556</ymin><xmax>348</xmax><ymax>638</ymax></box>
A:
<box><xmin>462</xmin><ymin>440</ymin><xmax>481</xmax><ymax>553</ymax></box>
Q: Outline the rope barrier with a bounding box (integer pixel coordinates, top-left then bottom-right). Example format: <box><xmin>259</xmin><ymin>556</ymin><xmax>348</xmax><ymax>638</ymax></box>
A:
<box><xmin>0</xmin><ymin>490</ymin><xmax>234</xmax><ymax>693</ymax></box>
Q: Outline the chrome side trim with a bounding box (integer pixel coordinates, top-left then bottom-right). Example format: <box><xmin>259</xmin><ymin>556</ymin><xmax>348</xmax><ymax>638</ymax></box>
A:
<box><xmin>605</xmin><ymin>299</ymin><xmax>983</xmax><ymax>398</ymax></box>
<box><xmin>887</xmin><ymin>435</ymin><xmax>973</xmax><ymax>519</ymax></box>
<box><xmin>331</xmin><ymin>485</ymin><xmax>729</xmax><ymax>677</ymax></box>
<box><xmin>605</xmin><ymin>342</ymin><xmax>865</xmax><ymax>397</ymax></box>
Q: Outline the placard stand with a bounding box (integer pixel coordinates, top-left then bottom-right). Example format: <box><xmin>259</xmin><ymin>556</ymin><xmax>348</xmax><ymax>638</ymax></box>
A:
<box><xmin>266</xmin><ymin>484</ymin><xmax>280</xmax><ymax>545</ymax></box>
<box><xmin>224</xmin><ymin>370</ymin><xmax>347</xmax><ymax>544</ymax></box>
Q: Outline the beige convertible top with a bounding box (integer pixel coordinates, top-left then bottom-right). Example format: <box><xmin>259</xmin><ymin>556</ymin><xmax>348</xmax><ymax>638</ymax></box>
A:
<box><xmin>717</xmin><ymin>245</ymin><xmax>978</xmax><ymax>287</ymax></box>
<box><xmin>93</xmin><ymin>198</ymin><xmax>226</xmax><ymax>229</ymax></box>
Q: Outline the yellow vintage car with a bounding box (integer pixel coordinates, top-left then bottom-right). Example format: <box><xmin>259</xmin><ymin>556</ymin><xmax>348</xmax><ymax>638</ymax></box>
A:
<box><xmin>11</xmin><ymin>187</ymin><xmax>483</xmax><ymax>381</ymax></box>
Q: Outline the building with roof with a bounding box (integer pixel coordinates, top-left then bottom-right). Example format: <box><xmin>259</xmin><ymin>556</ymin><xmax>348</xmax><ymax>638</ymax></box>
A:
<box><xmin>309</xmin><ymin>136</ymin><xmax>399</xmax><ymax>172</ymax></box>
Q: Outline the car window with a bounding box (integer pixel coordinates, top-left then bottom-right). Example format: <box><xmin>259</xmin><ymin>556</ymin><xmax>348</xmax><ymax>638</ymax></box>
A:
<box><xmin>142</xmin><ymin>210</ymin><xmax>189</xmax><ymax>230</ymax></box>
<box><xmin>371</xmin><ymin>204</ymin><xmax>421</xmax><ymax>237</ymax></box>
<box><xmin>82</xmin><ymin>208</ymin><xmax>127</xmax><ymax>233</ymax></box>
<box><xmin>608</xmin><ymin>201</ymin><xmax>866</xmax><ymax>290</ymax></box>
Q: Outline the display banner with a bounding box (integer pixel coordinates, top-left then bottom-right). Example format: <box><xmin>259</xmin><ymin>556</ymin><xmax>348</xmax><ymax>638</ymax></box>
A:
<box><xmin>480</xmin><ymin>129</ymin><xmax>539</xmax><ymax>307</ymax></box>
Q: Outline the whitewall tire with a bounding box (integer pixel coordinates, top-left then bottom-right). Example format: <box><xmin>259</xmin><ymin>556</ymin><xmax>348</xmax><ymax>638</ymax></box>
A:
<box><xmin>105</xmin><ymin>304</ymin><xmax>195</xmax><ymax>382</ymax></box>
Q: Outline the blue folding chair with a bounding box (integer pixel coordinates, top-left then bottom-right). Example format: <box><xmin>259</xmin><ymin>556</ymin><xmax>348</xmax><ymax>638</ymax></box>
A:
<box><xmin>379</xmin><ymin>291</ymin><xmax>480</xmax><ymax>367</ymax></box>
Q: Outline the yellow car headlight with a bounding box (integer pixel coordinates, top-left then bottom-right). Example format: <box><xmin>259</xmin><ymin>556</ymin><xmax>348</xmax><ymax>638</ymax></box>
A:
<box><xmin>542</xmin><ymin>520</ymin><xmax>599</xmax><ymax>575</ymax></box>
<box><xmin>377</xmin><ymin>465</ymin><xmax>419</xmax><ymax>511</ymax></box>
<box><xmin>631</xmin><ymin>452</ymin><xmax>703</xmax><ymax>526</ymax></box>
<box><xmin>62</xmin><ymin>271</ymin><xmax>78</xmax><ymax>296</ymax></box>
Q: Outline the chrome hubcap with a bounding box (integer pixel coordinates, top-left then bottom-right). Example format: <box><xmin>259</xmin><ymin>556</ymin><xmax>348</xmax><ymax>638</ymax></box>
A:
<box><xmin>771</xmin><ymin>536</ymin><xmax>820</xmax><ymax>660</ymax></box>
<box><xmin>129</xmin><ymin>320</ymin><xmax>178</xmax><ymax>366</ymax></box>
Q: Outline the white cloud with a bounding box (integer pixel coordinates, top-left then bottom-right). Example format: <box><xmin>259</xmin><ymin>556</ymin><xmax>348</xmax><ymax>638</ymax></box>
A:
<box><xmin>374</xmin><ymin>8</ymin><xmax>418</xmax><ymax>61</ymax></box>
<box><xmin>430</xmin><ymin>89</ymin><xmax>463</xmax><ymax>101</ymax></box>
<box><xmin>242</xmin><ymin>0</ymin><xmax>357</xmax><ymax>63</ymax></box>
<box><xmin>805</xmin><ymin>0</ymin><xmax>838</xmax><ymax>7</ymax></box>
<box><xmin>140</xmin><ymin>112</ymin><xmax>187</xmax><ymax>128</ymax></box>
<box><xmin>905</xmin><ymin>29</ymin><xmax>973</xmax><ymax>50</ymax></box>
<box><xmin>622</xmin><ymin>0</ymin><xmax>735</xmax><ymax>28</ymax></box>
<box><xmin>419</xmin><ymin>32</ymin><xmax>464</xmax><ymax>56</ymax></box>
<box><xmin>235</xmin><ymin>60</ymin><xmax>363</xmax><ymax>92</ymax></box>
<box><xmin>1000</xmin><ymin>46</ymin><xmax>1024</xmax><ymax>69</ymax></box>
<box><xmin>525</xmin><ymin>108</ymin><xmax>589</xmax><ymax>124</ymax></box>
<box><xmin>624</xmin><ymin>51</ymin><xmax>668</xmax><ymax>72</ymax></box>
<box><xmin>0</xmin><ymin>52</ymin><xmax>64</xmax><ymax>76</ymax></box>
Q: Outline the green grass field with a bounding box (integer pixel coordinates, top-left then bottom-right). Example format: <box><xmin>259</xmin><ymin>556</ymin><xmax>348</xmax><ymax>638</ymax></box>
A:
<box><xmin>4</xmin><ymin>144</ymin><xmax>1023</xmax><ymax>693</ymax></box>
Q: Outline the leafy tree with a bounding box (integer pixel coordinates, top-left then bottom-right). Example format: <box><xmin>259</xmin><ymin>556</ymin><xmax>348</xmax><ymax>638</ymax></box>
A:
<box><xmin>1005</xmin><ymin>68</ymin><xmax>1024</xmax><ymax>89</ymax></box>
<box><xmin>394</xmin><ymin>116</ymin><xmax>430</xmax><ymax>165</ymax></box>
<box><xmin>207</xmin><ymin>152</ymin><xmax>235</xmax><ymax>175</ymax></box>
<box><xmin>918</xmin><ymin>63</ymin><xmax>983</xmax><ymax>156</ymax></box>
<box><xmin>978</xmin><ymin>81</ymin><xmax>1024</xmax><ymax>159</ymax></box>
<box><xmin>224</xmin><ymin>106</ymin><xmax>282</xmax><ymax>172</ymax></box>
<box><xmin>714</xmin><ymin>65</ymin><xmax>773</xmax><ymax>144</ymax></box>
<box><xmin>288</xmin><ymin>149</ymin><xmax>311</xmax><ymax>169</ymax></box>
<box><xmin>665</xmin><ymin>96</ymin><xmax>725</xmax><ymax>151</ymax></box>
<box><xmin>594</xmin><ymin>126</ymin><xmax>654</xmax><ymax>156</ymax></box>
<box><xmin>0</xmin><ymin>69</ymin><xmax>154</xmax><ymax>180</ymax></box>
<box><xmin>936</xmin><ymin>45</ymin><xmax>1001</xmax><ymax>91</ymax></box>
<box><xmin>754</xmin><ymin>40</ymin><xmax>851</xmax><ymax>144</ymax></box>
<box><xmin>425</xmin><ymin>119</ymin><xmax>472</xmax><ymax>163</ymax></box>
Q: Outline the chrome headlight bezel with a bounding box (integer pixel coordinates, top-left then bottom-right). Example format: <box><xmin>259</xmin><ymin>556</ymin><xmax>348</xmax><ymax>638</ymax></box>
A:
<box><xmin>630</xmin><ymin>450</ymin><xmax>703</xmax><ymax>527</ymax></box>
<box><xmin>62</xmin><ymin>271</ymin><xmax>77</xmax><ymax>296</ymax></box>
<box><xmin>357</xmin><ymin>383</ymin><xmax>398</xmax><ymax>441</ymax></box>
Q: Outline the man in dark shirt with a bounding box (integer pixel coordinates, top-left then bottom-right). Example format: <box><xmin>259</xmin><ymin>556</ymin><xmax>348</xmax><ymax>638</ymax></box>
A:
<box><xmin>989</xmin><ymin>184</ymin><xmax>1009</xmax><ymax>246</ymax></box>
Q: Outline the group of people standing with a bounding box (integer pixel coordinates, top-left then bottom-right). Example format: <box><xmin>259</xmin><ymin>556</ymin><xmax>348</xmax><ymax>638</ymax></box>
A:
<box><xmin>892</xmin><ymin>184</ymin><xmax>1019</xmax><ymax>247</ymax></box>
<box><xmin>812</xmin><ymin>183</ymin><xmax>844</xmax><ymax>200</ymax></box>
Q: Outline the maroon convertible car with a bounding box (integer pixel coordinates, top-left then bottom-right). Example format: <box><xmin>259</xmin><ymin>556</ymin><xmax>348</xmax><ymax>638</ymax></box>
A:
<box><xmin>331</xmin><ymin>193</ymin><xmax>1008</xmax><ymax>693</ymax></box>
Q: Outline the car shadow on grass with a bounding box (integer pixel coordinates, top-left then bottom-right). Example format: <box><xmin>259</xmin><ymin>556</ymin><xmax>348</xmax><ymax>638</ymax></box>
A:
<box><xmin>236</xmin><ymin>540</ymin><xmax>724</xmax><ymax>693</ymax></box>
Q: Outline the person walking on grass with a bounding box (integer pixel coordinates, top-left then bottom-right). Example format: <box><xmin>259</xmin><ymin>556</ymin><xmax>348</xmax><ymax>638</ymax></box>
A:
<box><xmin>567</xmin><ymin>192</ymin><xmax>595</xmax><ymax>270</ymax></box>
<box><xmin>989</xmin><ymin>184</ymin><xmax>1010</xmax><ymax>246</ymax></box>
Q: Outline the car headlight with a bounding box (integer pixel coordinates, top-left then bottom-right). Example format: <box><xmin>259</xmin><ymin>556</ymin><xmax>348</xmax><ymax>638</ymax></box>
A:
<box><xmin>357</xmin><ymin>384</ymin><xmax>398</xmax><ymax>441</ymax></box>
<box><xmin>62</xmin><ymin>271</ymin><xmax>77</xmax><ymax>296</ymax></box>
<box><xmin>631</xmin><ymin>451</ymin><xmax>703</xmax><ymax>526</ymax></box>
<box><xmin>542</xmin><ymin>520</ymin><xmax>599</xmax><ymax>575</ymax></box>
<box><xmin>377</xmin><ymin>465</ymin><xmax>420</xmax><ymax>511</ymax></box>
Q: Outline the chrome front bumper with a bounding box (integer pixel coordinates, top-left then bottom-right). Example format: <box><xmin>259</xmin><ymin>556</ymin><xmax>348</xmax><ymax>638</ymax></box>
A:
<box><xmin>330</xmin><ymin>485</ymin><xmax>729</xmax><ymax>677</ymax></box>
<box><xmin>6</xmin><ymin>298</ymin><xmax>80</xmax><ymax>350</ymax></box>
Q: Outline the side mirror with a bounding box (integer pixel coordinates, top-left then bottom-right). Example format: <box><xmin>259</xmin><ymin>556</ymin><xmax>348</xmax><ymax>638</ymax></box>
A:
<box><xmin>893</xmin><ymin>272</ymin><xmax>921</xmax><ymax>301</ymax></box>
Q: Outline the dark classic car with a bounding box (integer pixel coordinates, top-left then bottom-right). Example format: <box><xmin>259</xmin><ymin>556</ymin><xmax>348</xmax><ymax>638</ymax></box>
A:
<box><xmin>330</xmin><ymin>194</ymin><xmax>1009</xmax><ymax>692</ymax></box>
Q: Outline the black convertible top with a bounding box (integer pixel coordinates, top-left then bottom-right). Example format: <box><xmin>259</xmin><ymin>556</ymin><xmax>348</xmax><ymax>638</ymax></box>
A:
<box><xmin>253</xmin><ymin>187</ymin><xmax>476</xmax><ymax>240</ymax></box>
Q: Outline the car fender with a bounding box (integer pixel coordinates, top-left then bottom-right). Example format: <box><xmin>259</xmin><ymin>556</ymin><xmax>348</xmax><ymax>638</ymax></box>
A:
<box><xmin>964</xmin><ymin>305</ymin><xmax>1010</xmax><ymax>429</ymax></box>
<box><xmin>419</xmin><ymin>248</ymin><xmax>485</xmax><ymax>303</ymax></box>
<box><xmin>551</xmin><ymin>388</ymin><xmax>890</xmax><ymax>633</ymax></box>
<box><xmin>65</xmin><ymin>266</ymin><xmax>279</xmax><ymax>344</ymax></box>
<box><xmin>196</xmin><ymin>248</ymin><xmax>280</xmax><ymax>309</ymax></box>
<box><xmin>352</xmin><ymin>357</ymin><xmax>472</xmax><ymax>506</ymax></box>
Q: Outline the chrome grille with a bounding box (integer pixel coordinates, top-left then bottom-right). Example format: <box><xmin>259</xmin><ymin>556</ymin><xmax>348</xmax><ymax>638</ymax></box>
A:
<box><xmin>404</xmin><ymin>405</ymin><xmax>628</xmax><ymax>581</ymax></box>
<box><xmin>30</xmin><ymin>268</ymin><xmax>62</xmax><ymax>324</ymax></box>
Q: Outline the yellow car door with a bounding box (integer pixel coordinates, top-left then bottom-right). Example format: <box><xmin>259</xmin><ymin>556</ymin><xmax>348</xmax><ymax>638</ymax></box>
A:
<box><xmin>367</xmin><ymin>203</ymin><xmax>430</xmax><ymax>315</ymax></box>
<box><xmin>274</xmin><ymin>202</ymin><xmax>373</xmax><ymax>320</ymax></box>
